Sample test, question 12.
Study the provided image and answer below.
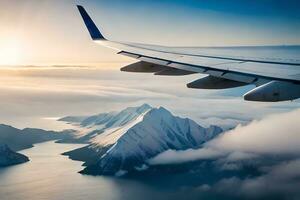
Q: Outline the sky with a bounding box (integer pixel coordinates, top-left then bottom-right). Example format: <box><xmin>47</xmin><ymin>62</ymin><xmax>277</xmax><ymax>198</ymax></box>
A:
<box><xmin>0</xmin><ymin>0</ymin><xmax>299</xmax><ymax>65</ymax></box>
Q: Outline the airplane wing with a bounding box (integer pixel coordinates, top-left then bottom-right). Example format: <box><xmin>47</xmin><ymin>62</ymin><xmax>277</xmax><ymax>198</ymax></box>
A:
<box><xmin>77</xmin><ymin>5</ymin><xmax>300</xmax><ymax>102</ymax></box>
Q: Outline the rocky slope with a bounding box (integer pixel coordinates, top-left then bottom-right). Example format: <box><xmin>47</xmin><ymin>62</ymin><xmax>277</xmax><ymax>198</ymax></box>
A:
<box><xmin>0</xmin><ymin>144</ymin><xmax>29</xmax><ymax>167</ymax></box>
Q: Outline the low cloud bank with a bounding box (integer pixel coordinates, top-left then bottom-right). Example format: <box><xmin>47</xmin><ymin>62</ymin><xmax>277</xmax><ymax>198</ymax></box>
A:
<box><xmin>148</xmin><ymin>109</ymin><xmax>300</xmax><ymax>199</ymax></box>
<box><xmin>213</xmin><ymin>159</ymin><xmax>300</xmax><ymax>199</ymax></box>
<box><xmin>208</xmin><ymin>108</ymin><xmax>300</xmax><ymax>155</ymax></box>
<box><xmin>1</xmin><ymin>67</ymin><xmax>298</xmax><ymax>130</ymax></box>
<box><xmin>149</xmin><ymin>109</ymin><xmax>300</xmax><ymax>165</ymax></box>
<box><xmin>149</xmin><ymin>148</ymin><xmax>224</xmax><ymax>165</ymax></box>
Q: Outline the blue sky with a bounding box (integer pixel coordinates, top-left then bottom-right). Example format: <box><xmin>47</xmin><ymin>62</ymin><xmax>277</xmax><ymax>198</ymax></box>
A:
<box><xmin>0</xmin><ymin>0</ymin><xmax>299</xmax><ymax>64</ymax></box>
<box><xmin>81</xmin><ymin>0</ymin><xmax>300</xmax><ymax>45</ymax></box>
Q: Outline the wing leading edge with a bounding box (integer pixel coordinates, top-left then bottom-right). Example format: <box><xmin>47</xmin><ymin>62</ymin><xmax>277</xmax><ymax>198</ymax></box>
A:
<box><xmin>77</xmin><ymin>5</ymin><xmax>300</xmax><ymax>102</ymax></box>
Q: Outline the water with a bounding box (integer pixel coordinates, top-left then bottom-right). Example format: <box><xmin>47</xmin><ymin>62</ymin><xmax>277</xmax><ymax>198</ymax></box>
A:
<box><xmin>0</xmin><ymin>141</ymin><xmax>235</xmax><ymax>200</ymax></box>
<box><xmin>0</xmin><ymin>141</ymin><xmax>197</xmax><ymax>200</ymax></box>
<box><xmin>0</xmin><ymin>141</ymin><xmax>242</xmax><ymax>200</ymax></box>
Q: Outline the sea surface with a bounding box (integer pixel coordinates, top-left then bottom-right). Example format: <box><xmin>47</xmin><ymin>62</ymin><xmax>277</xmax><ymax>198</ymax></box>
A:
<box><xmin>0</xmin><ymin>141</ymin><xmax>214</xmax><ymax>200</ymax></box>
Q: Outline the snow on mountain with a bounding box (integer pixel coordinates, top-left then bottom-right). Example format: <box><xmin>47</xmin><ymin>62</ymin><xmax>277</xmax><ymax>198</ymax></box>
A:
<box><xmin>80</xmin><ymin>106</ymin><xmax>223</xmax><ymax>176</ymax></box>
<box><xmin>91</xmin><ymin>109</ymin><xmax>149</xmax><ymax>147</ymax></box>
<box><xmin>0</xmin><ymin>144</ymin><xmax>29</xmax><ymax>167</ymax></box>
<box><xmin>58</xmin><ymin>104</ymin><xmax>152</xmax><ymax>143</ymax></box>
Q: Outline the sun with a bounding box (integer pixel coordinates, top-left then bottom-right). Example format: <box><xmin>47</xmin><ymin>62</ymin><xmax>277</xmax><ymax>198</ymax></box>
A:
<box><xmin>0</xmin><ymin>38</ymin><xmax>23</xmax><ymax>65</ymax></box>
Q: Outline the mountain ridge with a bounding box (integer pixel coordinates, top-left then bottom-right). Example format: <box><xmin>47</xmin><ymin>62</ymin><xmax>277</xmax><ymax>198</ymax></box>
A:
<box><xmin>0</xmin><ymin>124</ymin><xmax>74</xmax><ymax>151</ymax></box>
<box><xmin>60</xmin><ymin>104</ymin><xmax>223</xmax><ymax>176</ymax></box>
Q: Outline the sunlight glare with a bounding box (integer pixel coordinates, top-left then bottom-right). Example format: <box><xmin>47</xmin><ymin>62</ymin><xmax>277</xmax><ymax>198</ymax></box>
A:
<box><xmin>0</xmin><ymin>38</ymin><xmax>23</xmax><ymax>65</ymax></box>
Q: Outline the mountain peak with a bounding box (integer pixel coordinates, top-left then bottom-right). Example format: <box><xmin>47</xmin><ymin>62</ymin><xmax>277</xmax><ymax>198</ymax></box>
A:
<box><xmin>140</xmin><ymin>103</ymin><xmax>152</xmax><ymax>110</ymax></box>
<box><xmin>58</xmin><ymin>104</ymin><xmax>152</xmax><ymax>126</ymax></box>
<box><xmin>60</xmin><ymin>104</ymin><xmax>223</xmax><ymax>176</ymax></box>
<box><xmin>122</xmin><ymin>103</ymin><xmax>152</xmax><ymax>114</ymax></box>
<box><xmin>143</xmin><ymin>106</ymin><xmax>174</xmax><ymax>123</ymax></box>
<box><xmin>82</xmin><ymin>104</ymin><xmax>223</xmax><ymax>175</ymax></box>
<box><xmin>157</xmin><ymin>106</ymin><xmax>171</xmax><ymax>113</ymax></box>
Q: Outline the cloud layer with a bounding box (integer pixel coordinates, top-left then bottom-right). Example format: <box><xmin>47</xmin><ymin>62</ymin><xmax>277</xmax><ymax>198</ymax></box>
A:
<box><xmin>149</xmin><ymin>108</ymin><xmax>300</xmax><ymax>165</ymax></box>
<box><xmin>1</xmin><ymin>66</ymin><xmax>299</xmax><ymax>131</ymax></box>
<box><xmin>214</xmin><ymin>159</ymin><xmax>300</xmax><ymax>199</ymax></box>
<box><xmin>148</xmin><ymin>109</ymin><xmax>300</xmax><ymax>199</ymax></box>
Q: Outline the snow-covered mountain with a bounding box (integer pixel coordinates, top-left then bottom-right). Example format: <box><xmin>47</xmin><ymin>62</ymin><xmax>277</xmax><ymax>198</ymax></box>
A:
<box><xmin>59</xmin><ymin>104</ymin><xmax>152</xmax><ymax>143</ymax></box>
<box><xmin>60</xmin><ymin>104</ymin><xmax>223</xmax><ymax>176</ymax></box>
<box><xmin>0</xmin><ymin>144</ymin><xmax>29</xmax><ymax>167</ymax></box>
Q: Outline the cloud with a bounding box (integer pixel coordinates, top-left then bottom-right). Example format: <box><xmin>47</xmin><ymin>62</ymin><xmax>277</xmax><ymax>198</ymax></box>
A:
<box><xmin>196</xmin><ymin>117</ymin><xmax>249</xmax><ymax>130</ymax></box>
<box><xmin>208</xmin><ymin>108</ymin><xmax>300</xmax><ymax>155</ymax></box>
<box><xmin>148</xmin><ymin>109</ymin><xmax>300</xmax><ymax>199</ymax></box>
<box><xmin>224</xmin><ymin>151</ymin><xmax>259</xmax><ymax>162</ymax></box>
<box><xmin>148</xmin><ymin>148</ymin><xmax>224</xmax><ymax>165</ymax></box>
<box><xmin>0</xmin><ymin>66</ymin><xmax>299</xmax><ymax>131</ymax></box>
<box><xmin>149</xmin><ymin>109</ymin><xmax>300</xmax><ymax>166</ymax></box>
<box><xmin>214</xmin><ymin>159</ymin><xmax>300</xmax><ymax>199</ymax></box>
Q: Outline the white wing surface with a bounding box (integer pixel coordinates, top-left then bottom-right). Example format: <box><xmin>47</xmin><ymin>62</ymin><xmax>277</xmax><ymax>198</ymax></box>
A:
<box><xmin>77</xmin><ymin>5</ymin><xmax>300</xmax><ymax>102</ymax></box>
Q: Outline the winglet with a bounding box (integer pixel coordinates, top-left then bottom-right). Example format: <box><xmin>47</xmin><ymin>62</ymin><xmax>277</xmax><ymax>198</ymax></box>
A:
<box><xmin>77</xmin><ymin>5</ymin><xmax>106</xmax><ymax>40</ymax></box>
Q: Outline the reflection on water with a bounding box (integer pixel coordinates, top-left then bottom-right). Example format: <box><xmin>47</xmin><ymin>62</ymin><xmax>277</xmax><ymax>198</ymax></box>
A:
<box><xmin>0</xmin><ymin>141</ymin><xmax>195</xmax><ymax>200</ymax></box>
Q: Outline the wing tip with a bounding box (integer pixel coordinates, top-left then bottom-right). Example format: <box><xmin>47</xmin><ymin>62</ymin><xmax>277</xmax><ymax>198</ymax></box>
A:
<box><xmin>76</xmin><ymin>5</ymin><xmax>106</xmax><ymax>41</ymax></box>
